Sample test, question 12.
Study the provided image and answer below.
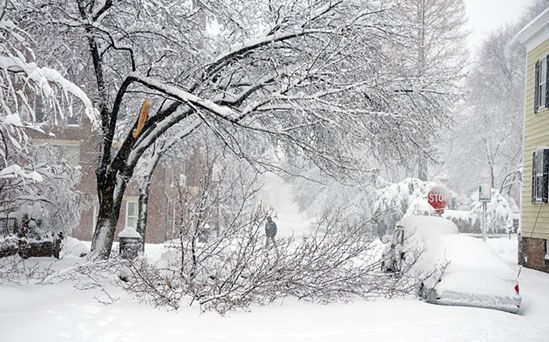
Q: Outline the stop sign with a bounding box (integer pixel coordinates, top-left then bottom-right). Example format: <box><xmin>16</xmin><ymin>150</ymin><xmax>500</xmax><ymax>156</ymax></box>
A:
<box><xmin>428</xmin><ymin>185</ymin><xmax>449</xmax><ymax>214</ymax></box>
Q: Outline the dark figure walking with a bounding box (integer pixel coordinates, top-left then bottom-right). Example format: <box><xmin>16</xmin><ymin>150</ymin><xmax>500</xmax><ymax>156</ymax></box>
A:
<box><xmin>265</xmin><ymin>216</ymin><xmax>277</xmax><ymax>247</ymax></box>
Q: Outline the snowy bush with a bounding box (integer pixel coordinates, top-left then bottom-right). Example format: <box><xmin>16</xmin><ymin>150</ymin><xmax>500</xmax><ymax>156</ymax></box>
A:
<box><xmin>123</xmin><ymin>209</ymin><xmax>416</xmax><ymax>314</ymax></box>
<box><xmin>469</xmin><ymin>189</ymin><xmax>514</xmax><ymax>234</ymax></box>
<box><xmin>0</xmin><ymin>157</ymin><xmax>84</xmax><ymax>237</ymax></box>
<box><xmin>442</xmin><ymin>210</ymin><xmax>480</xmax><ymax>234</ymax></box>
<box><xmin>372</xmin><ymin>178</ymin><xmax>458</xmax><ymax>237</ymax></box>
<box><xmin>0</xmin><ymin>2</ymin><xmax>92</xmax><ymax>238</ymax></box>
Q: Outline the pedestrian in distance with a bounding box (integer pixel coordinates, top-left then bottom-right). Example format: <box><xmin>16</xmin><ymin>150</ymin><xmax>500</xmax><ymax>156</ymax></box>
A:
<box><xmin>265</xmin><ymin>215</ymin><xmax>277</xmax><ymax>248</ymax></box>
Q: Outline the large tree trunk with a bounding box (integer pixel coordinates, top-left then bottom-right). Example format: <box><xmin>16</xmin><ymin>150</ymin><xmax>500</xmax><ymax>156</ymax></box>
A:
<box><xmin>90</xmin><ymin>169</ymin><xmax>130</xmax><ymax>259</ymax></box>
<box><xmin>136</xmin><ymin>163</ymin><xmax>158</xmax><ymax>250</ymax></box>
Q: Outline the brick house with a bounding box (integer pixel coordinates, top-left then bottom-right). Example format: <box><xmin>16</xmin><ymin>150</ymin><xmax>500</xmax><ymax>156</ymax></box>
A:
<box><xmin>29</xmin><ymin>114</ymin><xmax>198</xmax><ymax>244</ymax></box>
<box><xmin>513</xmin><ymin>7</ymin><xmax>549</xmax><ymax>273</ymax></box>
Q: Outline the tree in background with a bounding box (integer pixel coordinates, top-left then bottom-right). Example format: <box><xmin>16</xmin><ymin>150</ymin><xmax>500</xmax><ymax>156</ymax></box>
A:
<box><xmin>0</xmin><ymin>0</ymin><xmax>94</xmax><ymax>236</ymax></box>
<box><xmin>396</xmin><ymin>0</ymin><xmax>468</xmax><ymax>181</ymax></box>
<box><xmin>291</xmin><ymin>0</ymin><xmax>468</xmax><ymax>230</ymax></box>
<box><xmin>444</xmin><ymin>0</ymin><xmax>549</xmax><ymax>200</ymax></box>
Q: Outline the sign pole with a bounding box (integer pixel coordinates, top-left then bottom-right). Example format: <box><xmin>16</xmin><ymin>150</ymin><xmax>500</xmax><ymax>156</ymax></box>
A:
<box><xmin>482</xmin><ymin>202</ymin><xmax>487</xmax><ymax>242</ymax></box>
<box><xmin>478</xmin><ymin>184</ymin><xmax>491</xmax><ymax>242</ymax></box>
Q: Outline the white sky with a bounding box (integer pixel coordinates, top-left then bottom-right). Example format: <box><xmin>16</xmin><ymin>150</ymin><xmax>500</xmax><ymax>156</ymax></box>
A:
<box><xmin>464</xmin><ymin>0</ymin><xmax>536</xmax><ymax>51</ymax></box>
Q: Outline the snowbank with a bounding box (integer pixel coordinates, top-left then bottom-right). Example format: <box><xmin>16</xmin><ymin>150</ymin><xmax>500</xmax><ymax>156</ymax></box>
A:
<box><xmin>61</xmin><ymin>236</ymin><xmax>89</xmax><ymax>257</ymax></box>
<box><xmin>417</xmin><ymin>235</ymin><xmax>516</xmax><ymax>297</ymax></box>
<box><xmin>398</xmin><ymin>215</ymin><xmax>458</xmax><ymax>243</ymax></box>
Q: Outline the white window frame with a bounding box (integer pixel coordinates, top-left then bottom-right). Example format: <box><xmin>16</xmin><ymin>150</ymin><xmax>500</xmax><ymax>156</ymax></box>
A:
<box><xmin>537</xmin><ymin>57</ymin><xmax>547</xmax><ymax>111</ymax></box>
<box><xmin>125</xmin><ymin>200</ymin><xmax>138</xmax><ymax>229</ymax></box>
<box><xmin>31</xmin><ymin>139</ymin><xmax>81</xmax><ymax>167</ymax></box>
<box><xmin>534</xmin><ymin>150</ymin><xmax>545</xmax><ymax>202</ymax></box>
<box><xmin>545</xmin><ymin>239</ymin><xmax>549</xmax><ymax>260</ymax></box>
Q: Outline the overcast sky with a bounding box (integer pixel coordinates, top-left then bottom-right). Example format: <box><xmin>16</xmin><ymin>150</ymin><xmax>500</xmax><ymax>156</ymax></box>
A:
<box><xmin>464</xmin><ymin>0</ymin><xmax>537</xmax><ymax>51</ymax></box>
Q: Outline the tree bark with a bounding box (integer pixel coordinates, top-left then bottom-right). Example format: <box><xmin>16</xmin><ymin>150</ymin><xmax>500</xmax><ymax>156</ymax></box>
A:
<box><xmin>90</xmin><ymin>173</ymin><xmax>128</xmax><ymax>259</ymax></box>
<box><xmin>136</xmin><ymin>150</ymin><xmax>162</xmax><ymax>250</ymax></box>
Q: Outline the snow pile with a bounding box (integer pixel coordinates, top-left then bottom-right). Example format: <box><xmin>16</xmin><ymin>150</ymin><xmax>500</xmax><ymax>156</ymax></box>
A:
<box><xmin>398</xmin><ymin>215</ymin><xmax>458</xmax><ymax>245</ymax></box>
<box><xmin>60</xmin><ymin>236</ymin><xmax>89</xmax><ymax>257</ymax></box>
<box><xmin>416</xmin><ymin>234</ymin><xmax>516</xmax><ymax>298</ymax></box>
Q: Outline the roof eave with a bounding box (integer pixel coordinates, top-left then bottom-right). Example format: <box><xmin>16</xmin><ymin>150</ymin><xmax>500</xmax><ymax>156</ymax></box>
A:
<box><xmin>511</xmin><ymin>7</ymin><xmax>549</xmax><ymax>45</ymax></box>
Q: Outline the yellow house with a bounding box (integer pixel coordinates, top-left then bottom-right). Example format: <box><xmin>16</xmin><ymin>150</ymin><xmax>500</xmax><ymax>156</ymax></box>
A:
<box><xmin>514</xmin><ymin>7</ymin><xmax>549</xmax><ymax>273</ymax></box>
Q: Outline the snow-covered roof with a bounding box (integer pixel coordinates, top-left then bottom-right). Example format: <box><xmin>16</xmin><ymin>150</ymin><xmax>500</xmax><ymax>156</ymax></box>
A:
<box><xmin>512</xmin><ymin>7</ymin><xmax>549</xmax><ymax>51</ymax></box>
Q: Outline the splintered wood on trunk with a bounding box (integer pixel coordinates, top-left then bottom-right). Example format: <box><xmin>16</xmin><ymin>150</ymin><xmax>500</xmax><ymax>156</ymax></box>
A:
<box><xmin>133</xmin><ymin>99</ymin><xmax>150</xmax><ymax>139</ymax></box>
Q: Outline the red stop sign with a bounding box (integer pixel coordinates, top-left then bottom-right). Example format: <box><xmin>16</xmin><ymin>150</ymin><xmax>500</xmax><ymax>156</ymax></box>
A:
<box><xmin>428</xmin><ymin>190</ymin><xmax>447</xmax><ymax>214</ymax></box>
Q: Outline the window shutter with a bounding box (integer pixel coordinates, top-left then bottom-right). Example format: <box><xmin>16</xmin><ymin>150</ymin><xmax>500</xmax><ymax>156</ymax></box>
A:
<box><xmin>546</xmin><ymin>56</ymin><xmax>549</xmax><ymax>109</ymax></box>
<box><xmin>532</xmin><ymin>151</ymin><xmax>537</xmax><ymax>202</ymax></box>
<box><xmin>541</xmin><ymin>148</ymin><xmax>549</xmax><ymax>203</ymax></box>
<box><xmin>535</xmin><ymin>60</ymin><xmax>540</xmax><ymax>113</ymax></box>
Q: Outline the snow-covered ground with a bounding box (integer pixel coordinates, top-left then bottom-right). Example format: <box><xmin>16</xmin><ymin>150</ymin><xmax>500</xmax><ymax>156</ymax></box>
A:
<box><xmin>1</xmin><ymin>234</ymin><xmax>548</xmax><ymax>341</ymax></box>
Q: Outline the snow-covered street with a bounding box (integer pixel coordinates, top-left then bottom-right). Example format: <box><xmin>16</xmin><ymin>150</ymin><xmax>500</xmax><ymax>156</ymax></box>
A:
<box><xmin>1</xmin><ymin>236</ymin><xmax>548</xmax><ymax>342</ymax></box>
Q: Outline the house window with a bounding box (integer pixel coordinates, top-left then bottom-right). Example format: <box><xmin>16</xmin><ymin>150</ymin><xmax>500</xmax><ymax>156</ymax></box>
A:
<box><xmin>125</xmin><ymin>201</ymin><xmax>138</xmax><ymax>229</ymax></box>
<box><xmin>55</xmin><ymin>144</ymin><xmax>80</xmax><ymax>167</ymax></box>
<box><xmin>535</xmin><ymin>56</ymin><xmax>549</xmax><ymax>112</ymax></box>
<box><xmin>32</xmin><ymin>140</ymin><xmax>81</xmax><ymax>167</ymax></box>
<box><xmin>532</xmin><ymin>147</ymin><xmax>549</xmax><ymax>203</ymax></box>
<box><xmin>546</xmin><ymin>239</ymin><xmax>549</xmax><ymax>260</ymax></box>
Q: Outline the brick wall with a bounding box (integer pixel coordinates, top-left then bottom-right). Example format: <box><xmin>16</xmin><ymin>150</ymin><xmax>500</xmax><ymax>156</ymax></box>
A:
<box><xmin>519</xmin><ymin>236</ymin><xmax>549</xmax><ymax>273</ymax></box>
<box><xmin>28</xmin><ymin>116</ymin><xmax>187</xmax><ymax>244</ymax></box>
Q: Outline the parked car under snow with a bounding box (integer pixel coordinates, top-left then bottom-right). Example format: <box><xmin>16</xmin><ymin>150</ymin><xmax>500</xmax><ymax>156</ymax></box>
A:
<box><xmin>381</xmin><ymin>215</ymin><xmax>522</xmax><ymax>314</ymax></box>
<box><xmin>380</xmin><ymin>215</ymin><xmax>458</xmax><ymax>273</ymax></box>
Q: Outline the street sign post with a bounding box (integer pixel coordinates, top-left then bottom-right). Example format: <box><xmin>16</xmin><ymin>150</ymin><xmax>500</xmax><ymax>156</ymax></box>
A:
<box><xmin>479</xmin><ymin>184</ymin><xmax>491</xmax><ymax>241</ymax></box>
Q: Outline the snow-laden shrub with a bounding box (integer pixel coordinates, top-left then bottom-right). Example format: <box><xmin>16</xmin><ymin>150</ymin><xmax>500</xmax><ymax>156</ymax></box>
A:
<box><xmin>2</xmin><ymin>160</ymin><xmax>84</xmax><ymax>237</ymax></box>
<box><xmin>469</xmin><ymin>189</ymin><xmax>514</xmax><ymax>234</ymax></box>
<box><xmin>441</xmin><ymin>210</ymin><xmax>480</xmax><ymax>234</ymax></box>
<box><xmin>122</xmin><ymin>209</ymin><xmax>416</xmax><ymax>314</ymax></box>
<box><xmin>0</xmin><ymin>3</ymin><xmax>92</xmax><ymax>238</ymax></box>
<box><xmin>372</xmin><ymin>178</ymin><xmax>458</xmax><ymax>237</ymax></box>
